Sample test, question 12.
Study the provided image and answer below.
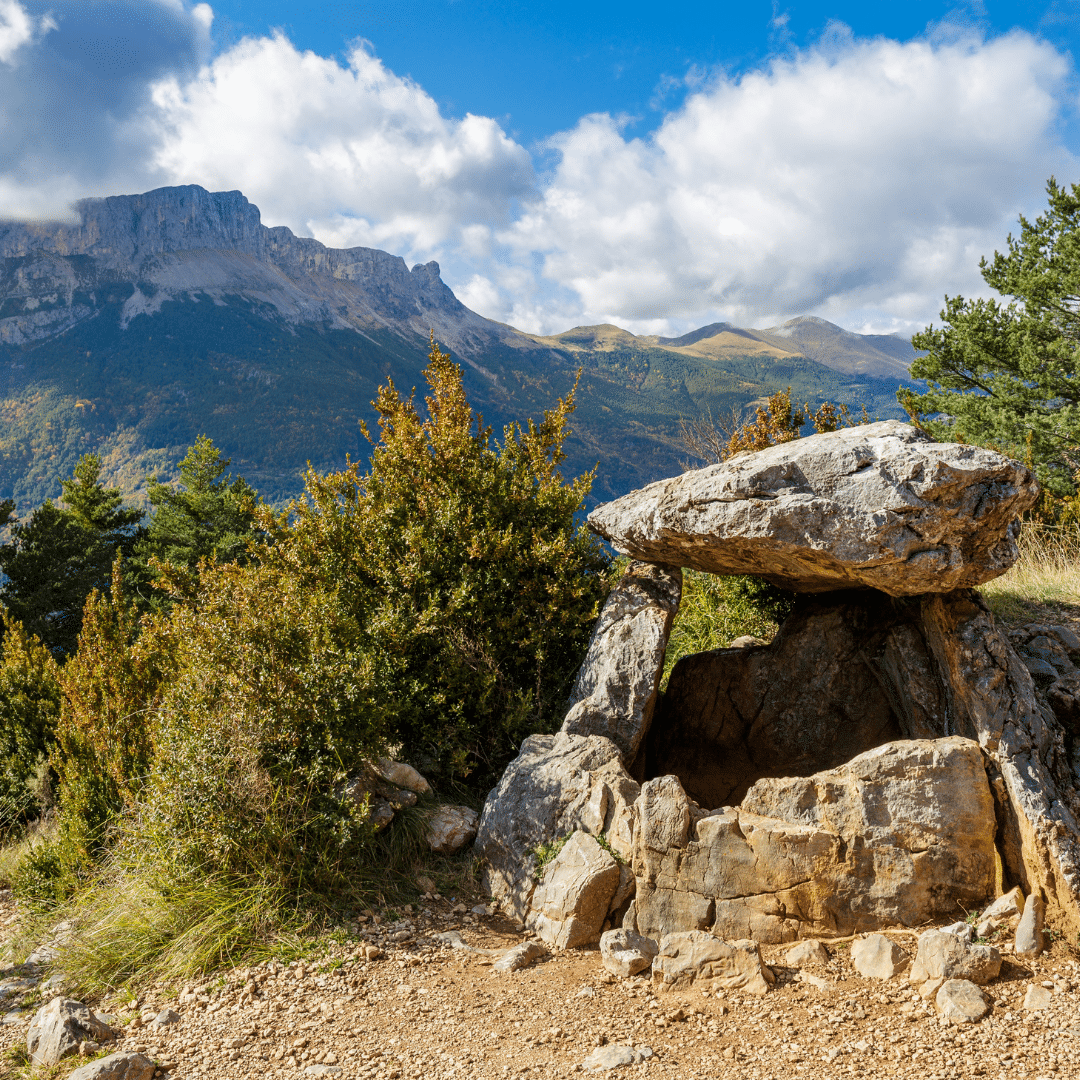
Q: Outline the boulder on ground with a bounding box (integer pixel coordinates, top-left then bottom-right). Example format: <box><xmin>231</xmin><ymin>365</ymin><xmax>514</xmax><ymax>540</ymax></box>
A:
<box><xmin>1023</xmin><ymin>983</ymin><xmax>1053</xmax><ymax>1011</ymax></box>
<box><xmin>1015</xmin><ymin>892</ymin><xmax>1045</xmax><ymax>959</ymax></box>
<box><xmin>980</xmin><ymin>887</ymin><xmax>1024</xmax><ymax>924</ymax></box>
<box><xmin>632</xmin><ymin>739</ymin><xmax>998</xmax><ymax>943</ymax></box>
<box><xmin>600</xmin><ymin>929</ymin><xmax>659</xmax><ymax>978</ymax></box>
<box><xmin>425</xmin><ymin>805</ymin><xmax>479</xmax><ymax>854</ymax></box>
<box><xmin>26</xmin><ymin>997</ymin><xmax>114</xmax><ymax>1067</ymax></box>
<box><xmin>561</xmin><ymin>561</ymin><xmax>681</xmax><ymax>761</ymax></box>
<box><xmin>908</xmin><ymin>930</ymin><xmax>1001</xmax><ymax>986</ymax></box>
<box><xmin>936</xmin><ymin>980</ymin><xmax>990</xmax><ymax>1025</ymax></box>
<box><xmin>67</xmin><ymin>1053</ymin><xmax>156</xmax><ymax>1080</ymax></box>
<box><xmin>376</xmin><ymin>758</ymin><xmax>431</xmax><ymax>794</ymax></box>
<box><xmin>527</xmin><ymin>832</ymin><xmax>622</xmax><ymax>949</ymax></box>
<box><xmin>587</xmin><ymin>421</ymin><xmax>1036</xmax><ymax>596</ymax></box>
<box><xmin>651</xmin><ymin>931</ymin><xmax>772</xmax><ymax>995</ymax></box>
<box><xmin>851</xmin><ymin>935</ymin><xmax>908</xmax><ymax>979</ymax></box>
<box><xmin>582</xmin><ymin>1044</ymin><xmax>652</xmax><ymax>1071</ymax></box>
<box><xmin>492</xmin><ymin>940</ymin><xmax>546</xmax><ymax>973</ymax></box>
<box><xmin>477</xmin><ymin>732</ymin><xmax>638</xmax><ymax>920</ymax></box>
<box><xmin>784</xmin><ymin>940</ymin><xmax>830</xmax><ymax>967</ymax></box>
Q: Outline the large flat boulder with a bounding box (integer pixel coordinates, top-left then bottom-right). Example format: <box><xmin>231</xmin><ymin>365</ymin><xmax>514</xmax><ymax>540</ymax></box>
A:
<box><xmin>476</xmin><ymin>732</ymin><xmax>639</xmax><ymax>920</ymax></box>
<box><xmin>632</xmin><ymin>738</ymin><xmax>998</xmax><ymax>942</ymax></box>
<box><xmin>561</xmin><ymin>561</ymin><xmax>681</xmax><ymax>762</ymax></box>
<box><xmin>587</xmin><ymin>421</ymin><xmax>1036</xmax><ymax>595</ymax></box>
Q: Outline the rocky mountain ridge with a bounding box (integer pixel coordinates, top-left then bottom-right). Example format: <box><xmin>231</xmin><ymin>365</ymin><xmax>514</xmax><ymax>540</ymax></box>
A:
<box><xmin>0</xmin><ymin>185</ymin><xmax>918</xmax><ymax>510</ymax></box>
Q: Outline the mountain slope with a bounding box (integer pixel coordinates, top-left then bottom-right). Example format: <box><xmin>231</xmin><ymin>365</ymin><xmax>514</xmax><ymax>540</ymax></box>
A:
<box><xmin>0</xmin><ymin>185</ymin><xmax>917</xmax><ymax>511</ymax></box>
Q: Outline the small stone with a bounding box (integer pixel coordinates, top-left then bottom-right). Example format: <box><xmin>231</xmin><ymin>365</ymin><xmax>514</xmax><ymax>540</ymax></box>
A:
<box><xmin>66</xmin><ymin>1052</ymin><xmax>156</xmax><ymax>1080</ymax></box>
<box><xmin>151</xmin><ymin>1008</ymin><xmax>180</xmax><ymax>1027</ymax></box>
<box><xmin>599</xmin><ymin>929</ymin><xmax>659</xmax><ymax>978</ymax></box>
<box><xmin>1023</xmin><ymin>984</ymin><xmax>1053</xmax><ymax>1011</ymax></box>
<box><xmin>941</xmin><ymin>921</ymin><xmax>974</xmax><ymax>943</ymax></box>
<box><xmin>1015</xmin><ymin>892</ymin><xmax>1045</xmax><ymax>959</ymax></box>
<box><xmin>582</xmin><ymin>1043</ymin><xmax>646</xmax><ymax>1071</ymax></box>
<box><xmin>851</xmin><ymin>934</ymin><xmax>908</xmax><ymax>979</ymax></box>
<box><xmin>797</xmin><ymin>971</ymin><xmax>837</xmax><ymax>992</ymax></box>
<box><xmin>376</xmin><ymin>758</ymin><xmax>431</xmax><ymax>794</ymax></box>
<box><xmin>493</xmin><ymin>940</ymin><xmax>546</xmax><ymax>973</ymax></box>
<box><xmin>785</xmin><ymin>940</ymin><xmax>830</xmax><ymax>967</ymax></box>
<box><xmin>908</xmin><ymin>930</ymin><xmax>1001</xmax><ymax>986</ymax></box>
<box><xmin>980</xmin><ymin>887</ymin><xmax>1024</xmax><ymax>923</ymax></box>
<box><xmin>364</xmin><ymin>946</ymin><xmax>383</xmax><ymax>960</ymax></box>
<box><xmin>304</xmin><ymin>1066</ymin><xmax>344</xmax><ymax>1077</ymax></box>
<box><xmin>936</xmin><ymin>980</ymin><xmax>990</xmax><ymax>1025</ymax></box>
<box><xmin>425</xmin><ymin>805</ymin><xmax>479</xmax><ymax>855</ymax></box>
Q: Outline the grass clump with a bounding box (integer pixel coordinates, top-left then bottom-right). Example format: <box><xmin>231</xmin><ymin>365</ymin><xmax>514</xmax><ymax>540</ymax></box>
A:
<box><xmin>979</xmin><ymin>524</ymin><xmax>1080</xmax><ymax>626</ymax></box>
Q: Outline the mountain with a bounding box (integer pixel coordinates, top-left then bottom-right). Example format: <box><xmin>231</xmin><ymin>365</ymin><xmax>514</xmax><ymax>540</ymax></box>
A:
<box><xmin>0</xmin><ymin>185</ymin><xmax>919</xmax><ymax>512</ymax></box>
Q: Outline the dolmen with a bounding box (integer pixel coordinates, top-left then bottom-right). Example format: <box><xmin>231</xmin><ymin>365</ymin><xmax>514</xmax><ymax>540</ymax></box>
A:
<box><xmin>476</xmin><ymin>421</ymin><xmax>1080</xmax><ymax>956</ymax></box>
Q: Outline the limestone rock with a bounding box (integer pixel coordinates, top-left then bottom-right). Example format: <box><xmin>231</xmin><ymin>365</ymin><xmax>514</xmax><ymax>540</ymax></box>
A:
<box><xmin>477</xmin><ymin>732</ymin><xmax>639</xmax><ymax>920</ymax></box>
<box><xmin>599</xmin><ymin>929</ymin><xmax>659</xmax><ymax>978</ymax></box>
<box><xmin>980</xmin><ymin>887</ymin><xmax>1024</xmax><ymax>923</ymax></box>
<box><xmin>634</xmin><ymin>739</ymin><xmax>998</xmax><ymax>943</ymax></box>
<box><xmin>376</xmin><ymin>758</ymin><xmax>431</xmax><ymax>794</ymax></box>
<box><xmin>851</xmin><ymin>935</ymin><xmax>908</xmax><ymax>979</ymax></box>
<box><xmin>1015</xmin><ymin>892</ymin><xmax>1045</xmax><ymax>959</ymax></box>
<box><xmin>526</xmin><ymin>832</ymin><xmax>621</xmax><ymax>949</ymax></box>
<box><xmin>908</xmin><ymin>930</ymin><xmax>1001</xmax><ymax>986</ymax></box>
<box><xmin>651</xmin><ymin>931</ymin><xmax>772</xmax><ymax>995</ymax></box>
<box><xmin>561</xmin><ymin>562</ymin><xmax>681</xmax><ymax>761</ymax></box>
<box><xmin>150</xmin><ymin>1008</ymin><xmax>180</xmax><ymax>1028</ymax></box>
<box><xmin>587</xmin><ymin>421</ymin><xmax>1036</xmax><ymax>596</ymax></box>
<box><xmin>1023</xmin><ymin>983</ymin><xmax>1053</xmax><ymax>1011</ymax></box>
<box><xmin>936</xmin><ymin>980</ymin><xmax>990</xmax><ymax>1025</ymax></box>
<box><xmin>26</xmin><ymin>997</ymin><xmax>114</xmax><ymax>1067</ymax></box>
<box><xmin>784</xmin><ymin>940</ymin><xmax>830</xmax><ymax>967</ymax></box>
<box><xmin>66</xmin><ymin>1053</ymin><xmax>156</xmax><ymax>1080</ymax></box>
<box><xmin>425</xmin><ymin>805</ymin><xmax>479</xmax><ymax>854</ymax></box>
<box><xmin>492</xmin><ymin>940</ymin><xmax>546</xmax><ymax>973</ymax></box>
<box><xmin>582</xmin><ymin>1044</ymin><xmax>652</xmax><ymax>1071</ymax></box>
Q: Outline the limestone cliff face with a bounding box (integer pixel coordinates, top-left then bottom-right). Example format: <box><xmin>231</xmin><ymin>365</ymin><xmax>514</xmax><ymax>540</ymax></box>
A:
<box><xmin>0</xmin><ymin>185</ymin><xmax>499</xmax><ymax>363</ymax></box>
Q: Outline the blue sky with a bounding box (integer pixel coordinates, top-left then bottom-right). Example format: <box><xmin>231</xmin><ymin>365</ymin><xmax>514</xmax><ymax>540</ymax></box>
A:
<box><xmin>208</xmin><ymin>1</ymin><xmax>1080</xmax><ymax>146</ymax></box>
<box><xmin>1</xmin><ymin>0</ymin><xmax>1078</xmax><ymax>336</ymax></box>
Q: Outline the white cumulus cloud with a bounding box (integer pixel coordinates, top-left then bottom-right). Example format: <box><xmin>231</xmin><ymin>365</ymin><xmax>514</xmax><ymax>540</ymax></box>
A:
<box><xmin>0</xmin><ymin>0</ymin><xmax>52</xmax><ymax>65</ymax></box>
<box><xmin>496</xmin><ymin>29</ymin><xmax>1078</xmax><ymax>334</ymax></box>
<box><xmin>150</xmin><ymin>33</ymin><xmax>534</xmax><ymax>260</ymax></box>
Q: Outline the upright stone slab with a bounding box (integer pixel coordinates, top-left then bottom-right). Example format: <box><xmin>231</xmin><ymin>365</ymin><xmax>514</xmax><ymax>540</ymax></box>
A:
<box><xmin>561</xmin><ymin>561</ymin><xmax>681</xmax><ymax>762</ymax></box>
<box><xmin>476</xmin><ymin>732</ymin><xmax>639</xmax><ymax>920</ymax></box>
<box><xmin>588</xmin><ymin>421</ymin><xmax>1037</xmax><ymax>595</ymax></box>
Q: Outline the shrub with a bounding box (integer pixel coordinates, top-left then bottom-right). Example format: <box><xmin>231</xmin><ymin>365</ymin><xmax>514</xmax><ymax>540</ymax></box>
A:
<box><xmin>0</xmin><ymin>609</ymin><xmax>60</xmax><ymax>830</ymax></box>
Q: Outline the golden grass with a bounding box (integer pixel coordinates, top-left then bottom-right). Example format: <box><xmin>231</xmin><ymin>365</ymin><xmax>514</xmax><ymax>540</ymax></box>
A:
<box><xmin>979</xmin><ymin>524</ymin><xmax>1080</xmax><ymax>626</ymax></box>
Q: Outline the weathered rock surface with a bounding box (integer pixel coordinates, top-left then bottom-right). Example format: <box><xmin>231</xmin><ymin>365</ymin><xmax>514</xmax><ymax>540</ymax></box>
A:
<box><xmin>492</xmin><ymin>940</ymin><xmax>546</xmax><ymax>973</ymax></box>
<box><xmin>908</xmin><ymin>930</ymin><xmax>1002</xmax><ymax>986</ymax></box>
<box><xmin>582</xmin><ymin>1044</ymin><xmax>653</xmax><ymax>1071</ymax></box>
<box><xmin>587</xmin><ymin>421</ymin><xmax>1037</xmax><ymax>596</ymax></box>
<box><xmin>26</xmin><ymin>997</ymin><xmax>114</xmax><ymax>1067</ymax></box>
<box><xmin>784</xmin><ymin>940</ymin><xmax>830</xmax><ymax>967</ymax></box>
<box><xmin>1023</xmin><ymin>983</ymin><xmax>1053</xmax><ymax>1011</ymax></box>
<box><xmin>981</xmin><ymin>887</ymin><xmax>1024</xmax><ymax>924</ymax></box>
<box><xmin>66</xmin><ymin>1054</ymin><xmax>156</xmax><ymax>1080</ymax></box>
<box><xmin>1015</xmin><ymin>891</ymin><xmax>1045</xmax><ymax>959</ymax></box>
<box><xmin>599</xmin><ymin>929</ymin><xmax>659</xmax><ymax>978</ymax></box>
<box><xmin>477</xmin><ymin>732</ymin><xmax>639</xmax><ymax>921</ymax></box>
<box><xmin>526</xmin><ymin>833</ymin><xmax>621</xmax><ymax>949</ymax></box>
<box><xmin>632</xmin><ymin>739</ymin><xmax>997</xmax><ymax>943</ymax></box>
<box><xmin>643</xmin><ymin>587</ymin><xmax>1080</xmax><ymax>938</ymax></box>
<box><xmin>651</xmin><ymin>931</ymin><xmax>772</xmax><ymax>994</ymax></box>
<box><xmin>936</xmin><ymin>980</ymin><xmax>990</xmax><ymax>1025</ymax></box>
<box><xmin>561</xmin><ymin>562</ymin><xmax>681</xmax><ymax>761</ymax></box>
<box><xmin>425</xmin><ymin>805</ymin><xmax>479</xmax><ymax>855</ymax></box>
<box><xmin>851</xmin><ymin>935</ymin><xmax>909</xmax><ymax>980</ymax></box>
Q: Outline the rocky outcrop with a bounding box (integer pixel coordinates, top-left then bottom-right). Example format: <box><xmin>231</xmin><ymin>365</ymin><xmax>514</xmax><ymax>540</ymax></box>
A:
<box><xmin>27</xmin><ymin>997</ymin><xmax>114</xmax><ymax>1067</ymax></box>
<box><xmin>476</xmin><ymin>733</ymin><xmax>639</xmax><ymax>921</ymax></box>
<box><xmin>631</xmin><ymin>738</ymin><xmax>997</xmax><ymax>943</ymax></box>
<box><xmin>561</xmin><ymin>562</ymin><xmax>681</xmax><ymax>762</ymax></box>
<box><xmin>587</xmin><ymin>422</ymin><xmax>1037</xmax><ymax>596</ymax></box>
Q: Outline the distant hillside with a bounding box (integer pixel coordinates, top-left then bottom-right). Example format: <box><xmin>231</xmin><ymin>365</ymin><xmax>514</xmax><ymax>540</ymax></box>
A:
<box><xmin>0</xmin><ymin>185</ymin><xmax>918</xmax><ymax>512</ymax></box>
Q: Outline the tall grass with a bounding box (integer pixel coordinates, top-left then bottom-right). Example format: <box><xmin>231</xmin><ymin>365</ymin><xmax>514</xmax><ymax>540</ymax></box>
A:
<box><xmin>980</xmin><ymin>524</ymin><xmax>1080</xmax><ymax>623</ymax></box>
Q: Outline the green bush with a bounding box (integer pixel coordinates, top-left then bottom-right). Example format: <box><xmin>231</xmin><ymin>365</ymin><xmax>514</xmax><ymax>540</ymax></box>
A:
<box><xmin>0</xmin><ymin>610</ymin><xmax>60</xmax><ymax>830</ymax></box>
<box><xmin>661</xmin><ymin>571</ymin><xmax>795</xmax><ymax>687</ymax></box>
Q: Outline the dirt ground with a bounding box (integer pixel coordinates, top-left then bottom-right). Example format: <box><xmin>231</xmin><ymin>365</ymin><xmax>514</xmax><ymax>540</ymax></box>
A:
<box><xmin>1</xmin><ymin>887</ymin><xmax>1078</xmax><ymax>1080</ymax></box>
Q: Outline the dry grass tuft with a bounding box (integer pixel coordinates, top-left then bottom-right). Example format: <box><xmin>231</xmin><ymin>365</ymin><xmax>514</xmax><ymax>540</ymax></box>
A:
<box><xmin>979</xmin><ymin>524</ymin><xmax>1080</xmax><ymax>628</ymax></box>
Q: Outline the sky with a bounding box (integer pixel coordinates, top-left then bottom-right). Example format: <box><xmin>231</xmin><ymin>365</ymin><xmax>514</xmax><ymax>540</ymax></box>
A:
<box><xmin>0</xmin><ymin>1</ymin><xmax>1078</xmax><ymax>337</ymax></box>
